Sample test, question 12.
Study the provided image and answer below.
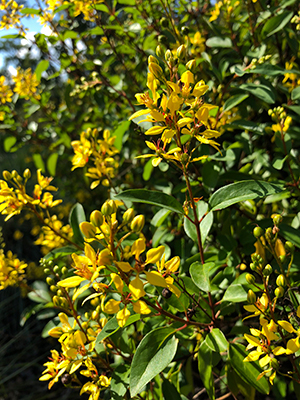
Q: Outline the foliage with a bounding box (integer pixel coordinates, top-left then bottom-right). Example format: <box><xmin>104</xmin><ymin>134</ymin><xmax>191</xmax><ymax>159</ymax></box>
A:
<box><xmin>1</xmin><ymin>0</ymin><xmax>300</xmax><ymax>399</ymax></box>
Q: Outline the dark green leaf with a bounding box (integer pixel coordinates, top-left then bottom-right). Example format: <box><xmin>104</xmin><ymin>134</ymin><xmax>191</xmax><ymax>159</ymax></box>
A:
<box><xmin>280</xmin><ymin>224</ymin><xmax>300</xmax><ymax>248</ymax></box>
<box><xmin>162</xmin><ymin>379</ymin><xmax>182</xmax><ymax>400</ymax></box>
<box><xmin>69</xmin><ymin>203</ymin><xmax>86</xmax><ymax>244</ymax></box>
<box><xmin>184</xmin><ymin>201</ymin><xmax>213</xmax><ymax>244</ymax></box>
<box><xmin>209</xmin><ymin>180</ymin><xmax>284</xmax><ymax>211</ymax></box>
<box><xmin>43</xmin><ymin>245</ymin><xmax>77</xmax><ymax>261</ymax></box>
<box><xmin>222</xmin><ymin>284</ymin><xmax>248</xmax><ymax>302</ymax></box>
<box><xmin>198</xmin><ymin>342</ymin><xmax>215</xmax><ymax>400</ymax></box>
<box><xmin>222</xmin><ymin>94</ymin><xmax>249</xmax><ymax>112</ymax></box>
<box><xmin>115</xmin><ymin>189</ymin><xmax>184</xmax><ymax>214</ymax></box>
<box><xmin>32</xmin><ymin>153</ymin><xmax>45</xmax><ymax>172</ymax></box>
<box><xmin>113</xmin><ymin>120</ymin><xmax>130</xmax><ymax>150</ymax></box>
<box><xmin>240</xmin><ymin>84</ymin><xmax>275</xmax><ymax>104</ymax></box>
<box><xmin>130</xmin><ymin>327</ymin><xmax>178</xmax><ymax>397</ymax></box>
<box><xmin>229</xmin><ymin>343</ymin><xmax>269</xmax><ymax>394</ymax></box>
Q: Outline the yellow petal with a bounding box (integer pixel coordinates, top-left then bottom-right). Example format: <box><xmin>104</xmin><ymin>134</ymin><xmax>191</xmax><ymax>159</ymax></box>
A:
<box><xmin>244</xmin><ymin>334</ymin><xmax>261</xmax><ymax>347</ymax></box>
<box><xmin>273</xmin><ymin>346</ymin><xmax>286</xmax><ymax>356</ymax></box>
<box><xmin>259</xmin><ymin>354</ymin><xmax>271</xmax><ymax>368</ymax></box>
<box><xmin>111</xmin><ymin>273</ymin><xmax>124</xmax><ymax>293</ymax></box>
<box><xmin>58</xmin><ymin>276</ymin><xmax>86</xmax><ymax>288</ymax></box>
<box><xmin>129</xmin><ymin>109</ymin><xmax>151</xmax><ymax>121</ymax></box>
<box><xmin>116</xmin><ymin>262</ymin><xmax>133</xmax><ymax>272</ymax></box>
<box><xmin>129</xmin><ymin>276</ymin><xmax>145</xmax><ymax>300</ymax></box>
<box><xmin>145</xmin><ymin>271</ymin><xmax>167</xmax><ymax>287</ymax></box>
<box><xmin>278</xmin><ymin>320</ymin><xmax>296</xmax><ymax>333</ymax></box>
<box><xmin>116</xmin><ymin>307</ymin><xmax>131</xmax><ymax>327</ymax></box>
<box><xmin>132</xmin><ymin>300</ymin><xmax>152</xmax><ymax>314</ymax></box>
<box><xmin>103</xmin><ymin>299</ymin><xmax>121</xmax><ymax>314</ymax></box>
<box><xmin>145</xmin><ymin>126</ymin><xmax>165</xmax><ymax>135</ymax></box>
<box><xmin>146</xmin><ymin>245</ymin><xmax>165</xmax><ymax>264</ymax></box>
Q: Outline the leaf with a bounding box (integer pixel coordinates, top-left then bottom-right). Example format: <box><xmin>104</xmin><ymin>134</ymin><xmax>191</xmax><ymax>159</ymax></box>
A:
<box><xmin>25</xmin><ymin>104</ymin><xmax>40</xmax><ymax>118</ymax></box>
<box><xmin>32</xmin><ymin>153</ymin><xmax>45</xmax><ymax>172</ymax></box>
<box><xmin>222</xmin><ymin>284</ymin><xmax>248</xmax><ymax>302</ymax></box>
<box><xmin>4</xmin><ymin>136</ymin><xmax>17</xmax><ymax>152</ymax></box>
<box><xmin>272</xmin><ymin>155</ymin><xmax>288</xmax><ymax>170</ymax></box>
<box><xmin>115</xmin><ymin>189</ymin><xmax>184</xmax><ymax>214</ymax></box>
<box><xmin>95</xmin><ymin>314</ymin><xmax>140</xmax><ymax>345</ymax></box>
<box><xmin>35</xmin><ymin>60</ymin><xmax>49</xmax><ymax>81</ymax></box>
<box><xmin>184</xmin><ymin>201</ymin><xmax>214</xmax><ymax>244</ymax></box>
<box><xmin>113</xmin><ymin>120</ymin><xmax>130</xmax><ymax>150</ymax></box>
<box><xmin>69</xmin><ymin>203</ymin><xmax>86</xmax><ymax>244</ymax></box>
<box><xmin>261</xmin><ymin>11</ymin><xmax>293</xmax><ymax>37</ymax></box>
<box><xmin>229</xmin><ymin>343</ymin><xmax>269</xmax><ymax>394</ymax></box>
<box><xmin>280</xmin><ymin>224</ymin><xmax>300</xmax><ymax>248</ymax></box>
<box><xmin>291</xmin><ymin>87</ymin><xmax>300</xmax><ymax>101</ymax></box>
<box><xmin>240</xmin><ymin>84</ymin><xmax>275</xmax><ymax>104</ymax></box>
<box><xmin>151</xmin><ymin>209</ymin><xmax>171</xmax><ymax>227</ymax></box>
<box><xmin>20</xmin><ymin>7</ymin><xmax>40</xmax><ymax>14</ymax></box>
<box><xmin>222</xmin><ymin>94</ymin><xmax>249</xmax><ymax>112</ymax></box>
<box><xmin>43</xmin><ymin>245</ymin><xmax>77</xmax><ymax>261</ymax></box>
<box><xmin>162</xmin><ymin>379</ymin><xmax>182</xmax><ymax>400</ymax></box>
<box><xmin>205</xmin><ymin>328</ymin><xmax>228</xmax><ymax>352</ymax></box>
<box><xmin>190</xmin><ymin>261</ymin><xmax>214</xmax><ymax>292</ymax></box>
<box><xmin>47</xmin><ymin>153</ymin><xmax>58</xmax><ymax>176</ymax></box>
<box><xmin>130</xmin><ymin>327</ymin><xmax>178</xmax><ymax>397</ymax></box>
<box><xmin>143</xmin><ymin>158</ymin><xmax>153</xmax><ymax>181</ymax></box>
<box><xmin>1</xmin><ymin>34</ymin><xmax>24</xmax><ymax>39</ymax></box>
<box><xmin>209</xmin><ymin>180</ymin><xmax>284</xmax><ymax>211</ymax></box>
<box><xmin>62</xmin><ymin>30</ymin><xmax>78</xmax><ymax>40</ymax></box>
<box><xmin>27</xmin><ymin>281</ymin><xmax>52</xmax><ymax>304</ymax></box>
<box><xmin>206</xmin><ymin>37</ymin><xmax>233</xmax><ymax>48</ymax></box>
<box><xmin>198</xmin><ymin>342</ymin><xmax>215</xmax><ymax>400</ymax></box>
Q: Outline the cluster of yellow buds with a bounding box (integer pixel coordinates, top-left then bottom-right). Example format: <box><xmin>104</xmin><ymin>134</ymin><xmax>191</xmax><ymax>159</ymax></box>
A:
<box><xmin>0</xmin><ymin>76</ymin><xmax>13</xmax><ymax>104</ymax></box>
<box><xmin>267</xmin><ymin>106</ymin><xmax>292</xmax><ymax>136</ymax></box>
<box><xmin>12</xmin><ymin>68</ymin><xmax>41</xmax><ymax>100</ymax></box>
<box><xmin>291</xmin><ymin>12</ymin><xmax>300</xmax><ymax>30</ymax></box>
<box><xmin>243</xmin><ymin>217</ymin><xmax>299</xmax><ymax>384</ymax></box>
<box><xmin>70</xmin><ymin>72</ymin><xmax>102</xmax><ymax>97</ymax></box>
<box><xmin>250</xmin><ymin>54</ymin><xmax>272</xmax><ymax>69</ymax></box>
<box><xmin>0</xmin><ymin>169</ymin><xmax>62</xmax><ymax>221</ymax></box>
<box><xmin>130</xmin><ymin>48</ymin><xmax>220</xmax><ymax>168</ymax></box>
<box><xmin>209</xmin><ymin>0</ymin><xmax>240</xmax><ymax>22</ymax></box>
<box><xmin>0</xmin><ymin>249</ymin><xmax>28</xmax><ymax>290</ymax></box>
<box><xmin>71</xmin><ymin>128</ymin><xmax>119</xmax><ymax>189</ymax></box>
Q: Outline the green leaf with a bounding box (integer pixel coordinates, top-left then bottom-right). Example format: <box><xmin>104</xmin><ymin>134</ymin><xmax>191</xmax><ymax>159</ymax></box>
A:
<box><xmin>190</xmin><ymin>261</ymin><xmax>214</xmax><ymax>292</ymax></box>
<box><xmin>198</xmin><ymin>342</ymin><xmax>215</xmax><ymax>400</ymax></box>
<box><xmin>32</xmin><ymin>153</ymin><xmax>45</xmax><ymax>172</ymax></box>
<box><xmin>272</xmin><ymin>155</ymin><xmax>288</xmax><ymax>170</ymax></box>
<box><xmin>209</xmin><ymin>180</ymin><xmax>284</xmax><ymax>211</ymax></box>
<box><xmin>112</xmin><ymin>120</ymin><xmax>130</xmax><ymax>150</ymax></box>
<box><xmin>205</xmin><ymin>328</ymin><xmax>228</xmax><ymax>352</ymax></box>
<box><xmin>184</xmin><ymin>201</ymin><xmax>211</xmax><ymax>243</ymax></box>
<box><xmin>229</xmin><ymin>343</ymin><xmax>269</xmax><ymax>394</ymax></box>
<box><xmin>222</xmin><ymin>94</ymin><xmax>249</xmax><ymax>112</ymax></box>
<box><xmin>27</xmin><ymin>281</ymin><xmax>52</xmax><ymax>304</ymax></box>
<box><xmin>95</xmin><ymin>314</ymin><xmax>140</xmax><ymax>346</ymax></box>
<box><xmin>69</xmin><ymin>203</ymin><xmax>86</xmax><ymax>244</ymax></box>
<box><xmin>62</xmin><ymin>30</ymin><xmax>78</xmax><ymax>40</ymax></box>
<box><xmin>1</xmin><ymin>34</ymin><xmax>24</xmax><ymax>39</ymax></box>
<box><xmin>35</xmin><ymin>60</ymin><xmax>49</xmax><ymax>81</ymax></box>
<box><xmin>25</xmin><ymin>104</ymin><xmax>40</xmax><ymax>117</ymax></box>
<box><xmin>162</xmin><ymin>379</ymin><xmax>182</xmax><ymax>400</ymax></box>
<box><xmin>130</xmin><ymin>327</ymin><xmax>178</xmax><ymax>397</ymax></box>
<box><xmin>47</xmin><ymin>153</ymin><xmax>58</xmax><ymax>176</ymax></box>
<box><xmin>240</xmin><ymin>84</ymin><xmax>275</xmax><ymax>104</ymax></box>
<box><xmin>115</xmin><ymin>189</ymin><xmax>184</xmax><ymax>214</ymax></box>
<box><xmin>151</xmin><ymin>209</ymin><xmax>171</xmax><ymax>227</ymax></box>
<box><xmin>206</xmin><ymin>37</ymin><xmax>232</xmax><ymax>48</ymax></box>
<box><xmin>20</xmin><ymin>7</ymin><xmax>40</xmax><ymax>14</ymax></box>
<box><xmin>111</xmin><ymin>365</ymin><xmax>130</xmax><ymax>400</ymax></box>
<box><xmin>291</xmin><ymin>87</ymin><xmax>300</xmax><ymax>101</ymax></box>
<box><xmin>261</xmin><ymin>11</ymin><xmax>293</xmax><ymax>37</ymax></box>
<box><xmin>222</xmin><ymin>284</ymin><xmax>248</xmax><ymax>302</ymax></box>
<box><xmin>4</xmin><ymin>136</ymin><xmax>17</xmax><ymax>152</ymax></box>
<box><xmin>43</xmin><ymin>245</ymin><xmax>77</xmax><ymax>261</ymax></box>
<box><xmin>280</xmin><ymin>224</ymin><xmax>300</xmax><ymax>248</ymax></box>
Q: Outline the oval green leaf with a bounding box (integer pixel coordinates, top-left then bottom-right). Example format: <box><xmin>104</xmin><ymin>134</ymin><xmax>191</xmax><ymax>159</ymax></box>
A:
<box><xmin>190</xmin><ymin>261</ymin><xmax>215</xmax><ymax>292</ymax></box>
<box><xmin>209</xmin><ymin>180</ymin><xmax>284</xmax><ymax>211</ymax></box>
<box><xmin>115</xmin><ymin>189</ymin><xmax>184</xmax><ymax>214</ymax></box>
<box><xmin>240</xmin><ymin>84</ymin><xmax>275</xmax><ymax>104</ymax></box>
<box><xmin>205</xmin><ymin>328</ymin><xmax>228</xmax><ymax>353</ymax></box>
<box><xmin>130</xmin><ymin>327</ymin><xmax>178</xmax><ymax>397</ymax></box>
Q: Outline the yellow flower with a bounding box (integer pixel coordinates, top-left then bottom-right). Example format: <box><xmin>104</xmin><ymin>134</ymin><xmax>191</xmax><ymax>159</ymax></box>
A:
<box><xmin>0</xmin><ymin>76</ymin><xmax>13</xmax><ymax>103</ymax></box>
<box><xmin>12</xmin><ymin>67</ymin><xmax>40</xmax><ymax>100</ymax></box>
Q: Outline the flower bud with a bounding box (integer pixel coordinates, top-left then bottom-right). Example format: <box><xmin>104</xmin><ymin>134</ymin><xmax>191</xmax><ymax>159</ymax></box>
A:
<box><xmin>23</xmin><ymin>169</ymin><xmax>31</xmax><ymax>179</ymax></box>
<box><xmin>246</xmin><ymin>273</ymin><xmax>256</xmax><ymax>285</ymax></box>
<box><xmin>90</xmin><ymin>210</ymin><xmax>104</xmax><ymax>227</ymax></box>
<box><xmin>2</xmin><ymin>170</ymin><xmax>12</xmax><ymax>180</ymax></box>
<box><xmin>131</xmin><ymin>215</ymin><xmax>145</xmax><ymax>233</ymax></box>
<box><xmin>270</xmin><ymin>358</ymin><xmax>279</xmax><ymax>370</ymax></box>
<box><xmin>158</xmin><ymin>35</ymin><xmax>168</xmax><ymax>45</ymax></box>
<box><xmin>247</xmin><ymin>289</ymin><xmax>256</xmax><ymax>304</ymax></box>
<box><xmin>275</xmin><ymin>286</ymin><xmax>285</xmax><ymax>298</ymax></box>
<box><xmin>185</xmin><ymin>59</ymin><xmax>196</xmax><ymax>73</ymax></box>
<box><xmin>46</xmin><ymin>277</ymin><xmax>55</xmax><ymax>286</ymax></box>
<box><xmin>123</xmin><ymin>208</ymin><xmax>135</xmax><ymax>224</ymax></box>
<box><xmin>50</xmin><ymin>285</ymin><xmax>58</xmax><ymax>293</ymax></box>
<box><xmin>101</xmin><ymin>200</ymin><xmax>117</xmax><ymax>216</ymax></box>
<box><xmin>80</xmin><ymin>221</ymin><xmax>97</xmax><ymax>238</ymax></box>
<box><xmin>148</xmin><ymin>62</ymin><xmax>163</xmax><ymax>80</ymax></box>
<box><xmin>148</xmin><ymin>55</ymin><xmax>159</xmax><ymax>65</ymax></box>
<box><xmin>272</xmin><ymin>213</ymin><xmax>283</xmax><ymax>225</ymax></box>
<box><xmin>53</xmin><ymin>265</ymin><xmax>60</xmax><ymax>274</ymax></box>
<box><xmin>285</xmin><ymin>241</ymin><xmax>295</xmax><ymax>253</ymax></box>
<box><xmin>253</xmin><ymin>226</ymin><xmax>264</xmax><ymax>238</ymax></box>
<box><xmin>279</xmin><ymin>254</ymin><xmax>286</xmax><ymax>263</ymax></box>
<box><xmin>176</xmin><ymin>44</ymin><xmax>186</xmax><ymax>59</ymax></box>
<box><xmin>156</xmin><ymin>45</ymin><xmax>164</xmax><ymax>58</ymax></box>
<box><xmin>276</xmin><ymin>274</ymin><xmax>287</xmax><ymax>287</ymax></box>
<box><xmin>160</xmin><ymin>17</ymin><xmax>169</xmax><ymax>27</ymax></box>
<box><xmin>11</xmin><ymin>170</ymin><xmax>19</xmax><ymax>179</ymax></box>
<box><xmin>52</xmin><ymin>296</ymin><xmax>61</xmax><ymax>307</ymax></box>
<box><xmin>91</xmin><ymin>310</ymin><xmax>99</xmax><ymax>320</ymax></box>
<box><xmin>265</xmin><ymin>227</ymin><xmax>273</xmax><ymax>241</ymax></box>
<box><xmin>240</xmin><ymin>263</ymin><xmax>247</xmax><ymax>271</ymax></box>
<box><xmin>250</xmin><ymin>262</ymin><xmax>257</xmax><ymax>271</ymax></box>
<box><xmin>165</xmin><ymin>49</ymin><xmax>172</xmax><ymax>61</ymax></box>
<box><xmin>263</xmin><ymin>264</ymin><xmax>273</xmax><ymax>276</ymax></box>
<box><xmin>44</xmin><ymin>268</ymin><xmax>51</xmax><ymax>275</ymax></box>
<box><xmin>61</xmin><ymin>266</ymin><xmax>68</xmax><ymax>276</ymax></box>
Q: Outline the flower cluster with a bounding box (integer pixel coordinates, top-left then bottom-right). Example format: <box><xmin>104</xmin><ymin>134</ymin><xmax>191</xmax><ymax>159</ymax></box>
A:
<box><xmin>0</xmin><ymin>169</ymin><xmax>62</xmax><ymax>221</ymax></box>
<box><xmin>0</xmin><ymin>76</ymin><xmax>13</xmax><ymax>104</ymax></box>
<box><xmin>12</xmin><ymin>68</ymin><xmax>40</xmax><ymax>100</ymax></box>
<box><xmin>0</xmin><ymin>0</ymin><xmax>25</xmax><ymax>31</ymax></box>
<box><xmin>130</xmin><ymin>49</ymin><xmax>220</xmax><ymax>168</ymax></box>
<box><xmin>71</xmin><ymin>128</ymin><xmax>119</xmax><ymax>189</ymax></box>
<box><xmin>0</xmin><ymin>249</ymin><xmax>27</xmax><ymax>290</ymax></box>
